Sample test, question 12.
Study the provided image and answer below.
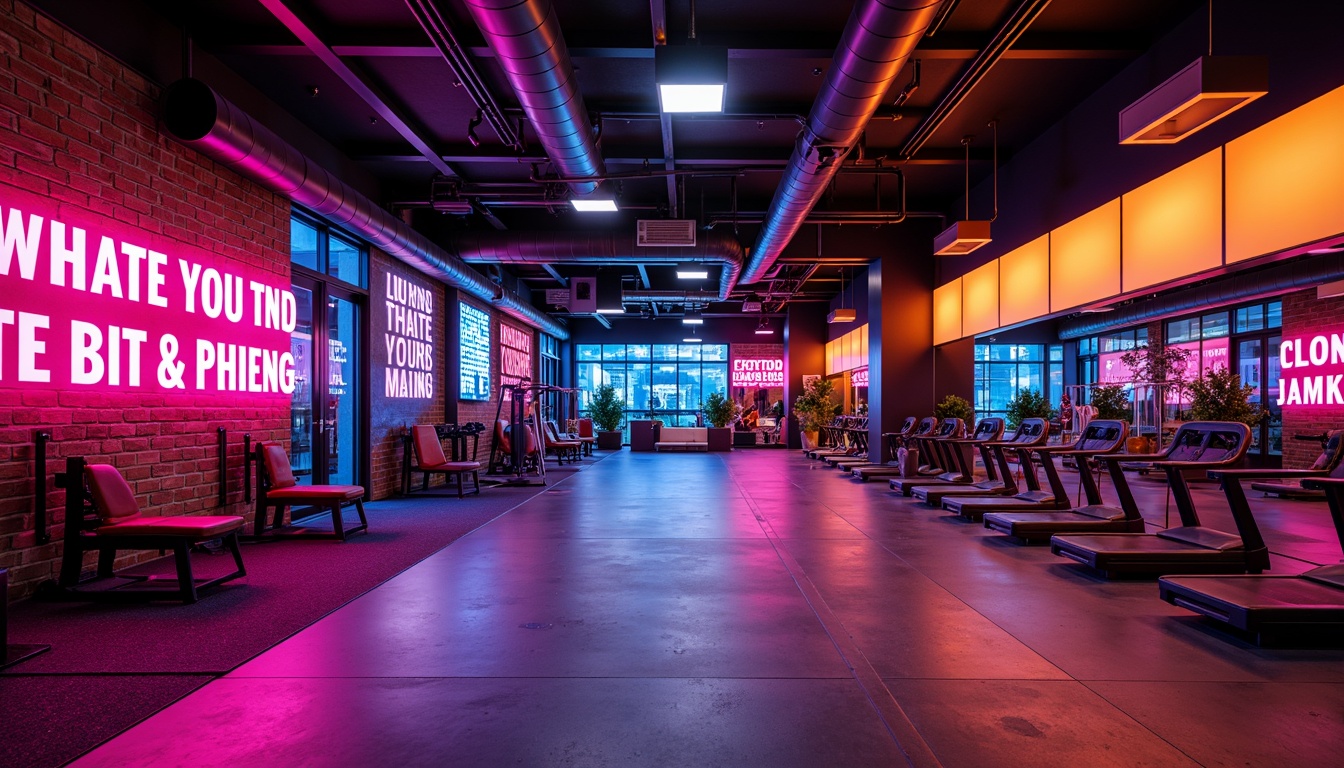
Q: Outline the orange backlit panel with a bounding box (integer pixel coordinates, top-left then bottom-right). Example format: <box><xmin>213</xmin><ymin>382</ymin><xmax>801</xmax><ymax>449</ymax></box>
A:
<box><xmin>1226</xmin><ymin>84</ymin><xmax>1344</xmax><ymax>263</ymax></box>
<box><xmin>961</xmin><ymin>260</ymin><xmax>1000</xmax><ymax>336</ymax></box>
<box><xmin>1050</xmin><ymin>199</ymin><xmax>1121</xmax><ymax>311</ymax></box>
<box><xmin>998</xmin><ymin>235</ymin><xmax>1050</xmax><ymax>327</ymax></box>
<box><xmin>933</xmin><ymin>279</ymin><xmax>963</xmax><ymax>346</ymax></box>
<box><xmin>1122</xmin><ymin>149</ymin><xmax>1223</xmax><ymax>291</ymax></box>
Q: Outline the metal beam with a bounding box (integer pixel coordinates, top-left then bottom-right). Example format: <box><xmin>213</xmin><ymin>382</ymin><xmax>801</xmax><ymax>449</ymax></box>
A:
<box><xmin>252</xmin><ymin>0</ymin><xmax>456</xmax><ymax>177</ymax></box>
<box><xmin>592</xmin><ymin>312</ymin><xmax>612</xmax><ymax>329</ymax></box>
<box><xmin>354</xmin><ymin>148</ymin><xmax>985</xmax><ymax>166</ymax></box>
<box><xmin>541</xmin><ymin>263</ymin><xmax>568</xmax><ymax>287</ymax></box>
<box><xmin>650</xmin><ymin>0</ymin><xmax>677</xmax><ymax>216</ymax></box>
<box><xmin>636</xmin><ymin>264</ymin><xmax>651</xmax><ymax>290</ymax></box>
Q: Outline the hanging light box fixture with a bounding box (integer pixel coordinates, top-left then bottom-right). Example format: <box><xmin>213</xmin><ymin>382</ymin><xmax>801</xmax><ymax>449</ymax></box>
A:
<box><xmin>934</xmin><ymin>127</ymin><xmax>996</xmax><ymax>256</ymax></box>
<box><xmin>655</xmin><ymin>0</ymin><xmax>727</xmax><ymax>113</ymax></box>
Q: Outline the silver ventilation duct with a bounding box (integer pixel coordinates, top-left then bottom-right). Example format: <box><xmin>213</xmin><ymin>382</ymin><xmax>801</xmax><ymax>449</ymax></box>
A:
<box><xmin>464</xmin><ymin>0</ymin><xmax>604</xmax><ymax>196</ymax></box>
<box><xmin>160</xmin><ymin>78</ymin><xmax>568</xmax><ymax>339</ymax></box>
<box><xmin>1057</xmin><ymin>252</ymin><xmax>1344</xmax><ymax>339</ymax></box>
<box><xmin>740</xmin><ymin>0</ymin><xmax>941</xmax><ymax>285</ymax></box>
<box><xmin>452</xmin><ymin>231</ymin><xmax>743</xmax><ymax>302</ymax></box>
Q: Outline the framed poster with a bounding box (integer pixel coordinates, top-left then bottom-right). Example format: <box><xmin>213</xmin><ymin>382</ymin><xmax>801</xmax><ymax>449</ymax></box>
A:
<box><xmin>459</xmin><ymin>302</ymin><xmax>490</xmax><ymax>400</ymax></box>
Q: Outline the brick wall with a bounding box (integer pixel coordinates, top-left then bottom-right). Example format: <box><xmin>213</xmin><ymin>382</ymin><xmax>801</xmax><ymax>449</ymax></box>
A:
<box><xmin>0</xmin><ymin>0</ymin><xmax>290</xmax><ymax>599</ymax></box>
<box><xmin>1280</xmin><ymin>288</ymin><xmax>1344</xmax><ymax>469</ymax></box>
<box><xmin>369</xmin><ymin>250</ymin><xmax>446</xmax><ymax>498</ymax></box>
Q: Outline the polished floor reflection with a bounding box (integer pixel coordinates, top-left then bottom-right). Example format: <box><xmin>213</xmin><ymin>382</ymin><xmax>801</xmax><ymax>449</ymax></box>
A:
<box><xmin>75</xmin><ymin>451</ymin><xmax>1344</xmax><ymax>767</ymax></box>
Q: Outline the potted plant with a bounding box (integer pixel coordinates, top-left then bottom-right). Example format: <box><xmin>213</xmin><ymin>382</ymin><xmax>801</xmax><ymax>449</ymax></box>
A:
<box><xmin>1187</xmin><ymin>366</ymin><xmax>1266</xmax><ymax>426</ymax></box>
<box><xmin>589</xmin><ymin>383</ymin><xmax>625</xmax><ymax>450</ymax></box>
<box><xmin>701</xmin><ymin>392</ymin><xmax>739</xmax><ymax>452</ymax></box>
<box><xmin>1005</xmin><ymin>388</ymin><xmax>1052</xmax><ymax>429</ymax></box>
<box><xmin>793</xmin><ymin>377</ymin><xmax>836</xmax><ymax>449</ymax></box>
<box><xmin>934</xmin><ymin>394</ymin><xmax>974</xmax><ymax>425</ymax></box>
<box><xmin>1089</xmin><ymin>383</ymin><xmax>1132</xmax><ymax>421</ymax></box>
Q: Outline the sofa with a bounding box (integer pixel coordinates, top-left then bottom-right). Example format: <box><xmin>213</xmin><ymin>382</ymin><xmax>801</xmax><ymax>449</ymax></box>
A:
<box><xmin>655</xmin><ymin>426</ymin><xmax>709</xmax><ymax>451</ymax></box>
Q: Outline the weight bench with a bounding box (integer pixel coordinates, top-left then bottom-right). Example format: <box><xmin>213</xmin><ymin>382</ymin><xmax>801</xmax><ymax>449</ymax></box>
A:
<box><xmin>43</xmin><ymin>458</ymin><xmax>246</xmax><ymax>604</ymax></box>
<box><xmin>254</xmin><ymin>441</ymin><xmax>368</xmax><ymax>541</ymax></box>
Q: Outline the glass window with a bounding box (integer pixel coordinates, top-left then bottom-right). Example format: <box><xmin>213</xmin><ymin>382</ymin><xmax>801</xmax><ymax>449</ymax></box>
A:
<box><xmin>1167</xmin><ymin>318</ymin><xmax>1199</xmax><ymax>343</ymax></box>
<box><xmin>577</xmin><ymin>344</ymin><xmax>602</xmax><ymax>361</ymax></box>
<box><xmin>627</xmin><ymin>344</ymin><xmax>651</xmax><ymax>360</ymax></box>
<box><xmin>328</xmin><ymin>235</ymin><xmax>364</xmax><ymax>287</ymax></box>
<box><xmin>678</xmin><ymin>344</ymin><xmax>701</xmax><ymax>361</ymax></box>
<box><xmin>290</xmin><ymin>219</ymin><xmax>319</xmax><ymax>271</ymax></box>
<box><xmin>1267</xmin><ymin>300</ymin><xmax>1282</xmax><ymax>329</ymax></box>
<box><xmin>1049</xmin><ymin>345</ymin><xmax>1063</xmax><ymax>362</ymax></box>
<box><xmin>973</xmin><ymin>343</ymin><xmax>1048</xmax><ymax>422</ymax></box>
<box><xmin>1235</xmin><ymin>305</ymin><xmax>1264</xmax><ymax>333</ymax></box>
<box><xmin>702</xmin><ymin>344</ymin><xmax>729</xmax><ymax>362</ymax></box>
<box><xmin>1201</xmin><ymin>312</ymin><xmax>1229</xmax><ymax>339</ymax></box>
<box><xmin>652</xmin><ymin>344</ymin><xmax>678</xmax><ymax>360</ymax></box>
<box><xmin>602</xmin><ymin>344</ymin><xmax>627</xmax><ymax>361</ymax></box>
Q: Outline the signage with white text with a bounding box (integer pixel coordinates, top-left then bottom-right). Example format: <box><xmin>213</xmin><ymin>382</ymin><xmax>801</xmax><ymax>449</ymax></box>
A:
<box><xmin>459</xmin><ymin>302</ymin><xmax>490</xmax><ymax>401</ymax></box>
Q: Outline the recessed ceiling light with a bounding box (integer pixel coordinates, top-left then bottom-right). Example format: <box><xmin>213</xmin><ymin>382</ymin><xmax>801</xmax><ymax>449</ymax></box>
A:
<box><xmin>571</xmin><ymin>198</ymin><xmax>618</xmax><ymax>212</ymax></box>
<box><xmin>682</xmin><ymin>337</ymin><xmax>702</xmax><ymax>343</ymax></box>
<box><xmin>676</xmin><ymin>265</ymin><xmax>709</xmax><ymax>279</ymax></box>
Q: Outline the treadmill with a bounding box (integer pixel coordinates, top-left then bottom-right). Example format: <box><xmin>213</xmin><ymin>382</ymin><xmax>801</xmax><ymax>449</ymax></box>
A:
<box><xmin>1248</xmin><ymin>430</ymin><xmax>1342</xmax><ymax>499</ymax></box>
<box><xmin>1159</xmin><ymin>476</ymin><xmax>1344</xmax><ymax>645</ymax></box>
<box><xmin>866</xmin><ymin>417</ymin><xmax>961</xmax><ymax>474</ymax></box>
<box><xmin>1049</xmin><ymin>422</ymin><xmax>1260</xmax><ymax>578</ymax></box>
<box><xmin>946</xmin><ymin>420</ymin><xmax>1127</xmax><ymax>522</ymax></box>
<box><xmin>807</xmin><ymin>416</ymin><xmax>857</xmax><ymax>460</ymax></box>
<box><xmin>826</xmin><ymin>417</ymin><xmax>875</xmax><ymax>469</ymax></box>
<box><xmin>854</xmin><ymin>417</ymin><xmax>936</xmax><ymax>480</ymax></box>
<box><xmin>910</xmin><ymin>418</ymin><xmax>1050</xmax><ymax>507</ymax></box>
<box><xmin>846</xmin><ymin>417</ymin><xmax>921</xmax><ymax>479</ymax></box>
<box><xmin>884</xmin><ymin>417</ymin><xmax>1003</xmax><ymax>491</ymax></box>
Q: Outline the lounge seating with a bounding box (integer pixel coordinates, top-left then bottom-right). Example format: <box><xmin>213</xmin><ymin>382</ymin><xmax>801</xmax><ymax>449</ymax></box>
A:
<box><xmin>49</xmin><ymin>458</ymin><xmax>246</xmax><ymax>603</ymax></box>
<box><xmin>542</xmin><ymin>419</ymin><xmax>583</xmax><ymax>465</ymax></box>
<box><xmin>656</xmin><ymin>426</ymin><xmax>709</xmax><ymax>451</ymax></box>
<box><xmin>255</xmin><ymin>441</ymin><xmax>368</xmax><ymax>541</ymax></box>
<box><xmin>406</xmin><ymin>425</ymin><xmax>481</xmax><ymax>497</ymax></box>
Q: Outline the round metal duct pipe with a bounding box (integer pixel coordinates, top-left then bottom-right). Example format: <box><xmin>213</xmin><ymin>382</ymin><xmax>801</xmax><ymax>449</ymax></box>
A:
<box><xmin>464</xmin><ymin>0</ymin><xmax>604</xmax><ymax>196</ymax></box>
<box><xmin>1057</xmin><ymin>252</ymin><xmax>1344</xmax><ymax>339</ymax></box>
<box><xmin>740</xmin><ymin>0</ymin><xmax>941</xmax><ymax>285</ymax></box>
<box><xmin>160</xmin><ymin>78</ymin><xmax>568</xmax><ymax>339</ymax></box>
<box><xmin>452</xmin><ymin>231</ymin><xmax>743</xmax><ymax>302</ymax></box>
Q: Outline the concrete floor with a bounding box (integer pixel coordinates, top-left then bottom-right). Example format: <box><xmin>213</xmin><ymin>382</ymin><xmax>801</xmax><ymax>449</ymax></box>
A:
<box><xmin>73</xmin><ymin>450</ymin><xmax>1344</xmax><ymax>767</ymax></box>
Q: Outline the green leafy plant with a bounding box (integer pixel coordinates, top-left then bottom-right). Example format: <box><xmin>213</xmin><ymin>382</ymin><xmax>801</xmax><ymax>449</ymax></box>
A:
<box><xmin>588</xmin><ymin>383</ymin><xmax>625</xmax><ymax>433</ymax></box>
<box><xmin>1089</xmin><ymin>384</ymin><xmax>1131</xmax><ymax>421</ymax></box>
<box><xmin>701</xmin><ymin>391</ymin><xmax>740</xmax><ymax>429</ymax></box>
<box><xmin>1119</xmin><ymin>343</ymin><xmax>1193</xmax><ymax>405</ymax></box>
<box><xmin>792</xmin><ymin>377</ymin><xmax>836</xmax><ymax>433</ymax></box>
<box><xmin>1187</xmin><ymin>366</ymin><xmax>1267</xmax><ymax>426</ymax></box>
<box><xmin>1005</xmin><ymin>388</ymin><xmax>1052</xmax><ymax>428</ymax></box>
<box><xmin>934</xmin><ymin>394</ymin><xmax>974</xmax><ymax>424</ymax></box>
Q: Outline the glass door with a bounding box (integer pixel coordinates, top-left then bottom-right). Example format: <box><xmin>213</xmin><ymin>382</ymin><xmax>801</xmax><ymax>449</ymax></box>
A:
<box><xmin>289</xmin><ymin>276</ymin><xmax>362</xmax><ymax>487</ymax></box>
<box><xmin>1235</xmin><ymin>335</ymin><xmax>1281</xmax><ymax>466</ymax></box>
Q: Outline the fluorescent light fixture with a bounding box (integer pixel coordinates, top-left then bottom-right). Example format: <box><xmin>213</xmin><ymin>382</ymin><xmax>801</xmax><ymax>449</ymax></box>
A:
<box><xmin>594</xmin><ymin>307</ymin><xmax>625</xmax><ymax>314</ymax></box>
<box><xmin>681</xmin><ymin>316</ymin><xmax>704</xmax><ymax>325</ymax></box>
<box><xmin>1119</xmin><ymin>56</ymin><xmax>1268</xmax><ymax>145</ymax></box>
<box><xmin>571</xmin><ymin>198</ymin><xmax>618</xmax><ymax>212</ymax></box>
<box><xmin>676</xmin><ymin>264</ymin><xmax>709</xmax><ymax>279</ymax></box>
<box><xmin>754</xmin><ymin>324</ymin><xmax>774</xmax><ymax>335</ymax></box>
<box><xmin>682</xmin><ymin>337</ymin><xmax>703</xmax><ymax>343</ymax></box>
<box><xmin>933</xmin><ymin>220</ymin><xmax>993</xmax><ymax>256</ymax></box>
<box><xmin>655</xmin><ymin>46</ymin><xmax>728</xmax><ymax>114</ymax></box>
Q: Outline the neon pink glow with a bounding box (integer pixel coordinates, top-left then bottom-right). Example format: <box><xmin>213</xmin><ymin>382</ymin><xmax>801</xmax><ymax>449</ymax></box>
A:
<box><xmin>732</xmin><ymin>357</ymin><xmax>784</xmax><ymax>386</ymax></box>
<box><xmin>1278</xmin><ymin>328</ymin><xmax>1344</xmax><ymax>408</ymax></box>
<box><xmin>851</xmin><ymin>367</ymin><xmax>868</xmax><ymax>387</ymax></box>
<box><xmin>0</xmin><ymin>184</ymin><xmax>295</xmax><ymax>396</ymax></box>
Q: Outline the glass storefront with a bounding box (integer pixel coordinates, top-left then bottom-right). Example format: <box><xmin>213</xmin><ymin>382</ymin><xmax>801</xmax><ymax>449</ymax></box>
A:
<box><xmin>577</xmin><ymin>343</ymin><xmax>729</xmax><ymax>441</ymax></box>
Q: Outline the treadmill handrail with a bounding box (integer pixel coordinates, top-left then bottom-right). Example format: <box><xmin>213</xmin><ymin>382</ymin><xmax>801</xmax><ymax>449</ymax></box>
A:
<box><xmin>1301</xmin><ymin>478</ymin><xmax>1344</xmax><ymax>549</ymax></box>
<box><xmin>1207</xmin><ymin>468</ymin><xmax>1332</xmax><ymax>479</ymax></box>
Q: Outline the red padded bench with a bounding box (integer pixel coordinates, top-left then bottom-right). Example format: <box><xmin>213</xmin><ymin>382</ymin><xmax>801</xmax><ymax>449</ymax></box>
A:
<box><xmin>406</xmin><ymin>425</ymin><xmax>481</xmax><ymax>497</ymax></box>
<box><xmin>254</xmin><ymin>441</ymin><xmax>368</xmax><ymax>541</ymax></box>
<box><xmin>47</xmin><ymin>458</ymin><xmax>246</xmax><ymax>604</ymax></box>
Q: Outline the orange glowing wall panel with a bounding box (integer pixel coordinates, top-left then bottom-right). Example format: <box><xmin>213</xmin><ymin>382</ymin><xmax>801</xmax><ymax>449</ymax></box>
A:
<box><xmin>825</xmin><ymin>339</ymin><xmax>836</xmax><ymax>375</ymax></box>
<box><xmin>933</xmin><ymin>278</ymin><xmax>963</xmax><ymax>346</ymax></box>
<box><xmin>1050</xmin><ymin>198</ymin><xmax>1121</xmax><ymax>311</ymax></box>
<box><xmin>961</xmin><ymin>260</ymin><xmax>1000</xmax><ymax>336</ymax></box>
<box><xmin>1226</xmin><ymin>84</ymin><xmax>1344</xmax><ymax>263</ymax></box>
<box><xmin>998</xmin><ymin>235</ymin><xmax>1050</xmax><ymax>327</ymax></box>
<box><xmin>1122</xmin><ymin>149</ymin><xmax>1223</xmax><ymax>291</ymax></box>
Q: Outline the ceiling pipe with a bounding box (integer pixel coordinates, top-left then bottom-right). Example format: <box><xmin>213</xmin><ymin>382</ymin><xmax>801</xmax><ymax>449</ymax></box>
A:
<box><xmin>160</xmin><ymin>78</ymin><xmax>568</xmax><ymax>339</ymax></box>
<box><xmin>1057</xmin><ymin>252</ymin><xmax>1344</xmax><ymax>339</ymax></box>
<box><xmin>464</xmin><ymin>0</ymin><xmax>605</xmax><ymax>196</ymax></box>
<box><xmin>451</xmin><ymin>231</ymin><xmax>743</xmax><ymax>301</ymax></box>
<box><xmin>739</xmin><ymin>0</ymin><xmax>942</xmax><ymax>285</ymax></box>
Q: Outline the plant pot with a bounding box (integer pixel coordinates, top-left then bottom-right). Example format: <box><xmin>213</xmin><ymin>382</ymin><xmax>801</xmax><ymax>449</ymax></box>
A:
<box><xmin>1125</xmin><ymin>435</ymin><xmax>1153</xmax><ymax>454</ymax></box>
<box><xmin>707</xmin><ymin>427</ymin><xmax>732</xmax><ymax>452</ymax></box>
<box><xmin>802</xmin><ymin>430</ymin><xmax>819</xmax><ymax>450</ymax></box>
<box><xmin>596</xmin><ymin>431</ymin><xmax>623</xmax><ymax>450</ymax></box>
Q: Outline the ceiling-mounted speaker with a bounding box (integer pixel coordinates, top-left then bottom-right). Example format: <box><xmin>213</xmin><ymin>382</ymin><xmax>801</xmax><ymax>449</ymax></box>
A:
<box><xmin>570</xmin><ymin>277</ymin><xmax>597</xmax><ymax>313</ymax></box>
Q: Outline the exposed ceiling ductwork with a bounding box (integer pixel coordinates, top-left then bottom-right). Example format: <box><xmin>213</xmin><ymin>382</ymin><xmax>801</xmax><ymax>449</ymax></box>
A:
<box><xmin>739</xmin><ymin>0</ymin><xmax>942</xmax><ymax>285</ymax></box>
<box><xmin>463</xmin><ymin>0</ymin><xmax>605</xmax><ymax>196</ymax></box>
<box><xmin>1057</xmin><ymin>252</ymin><xmax>1344</xmax><ymax>339</ymax></box>
<box><xmin>160</xmin><ymin>78</ymin><xmax>569</xmax><ymax>339</ymax></box>
<box><xmin>451</xmin><ymin>231</ymin><xmax>743</xmax><ymax>302</ymax></box>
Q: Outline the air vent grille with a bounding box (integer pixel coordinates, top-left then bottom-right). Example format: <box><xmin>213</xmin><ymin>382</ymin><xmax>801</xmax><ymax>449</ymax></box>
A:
<box><xmin>638</xmin><ymin>219</ymin><xmax>697</xmax><ymax>247</ymax></box>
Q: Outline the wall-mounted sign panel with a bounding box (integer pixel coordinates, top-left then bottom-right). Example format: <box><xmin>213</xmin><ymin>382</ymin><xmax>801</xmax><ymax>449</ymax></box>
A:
<box><xmin>731</xmin><ymin>357</ymin><xmax>784</xmax><ymax>386</ymax></box>
<box><xmin>851</xmin><ymin>367</ymin><xmax>868</xmax><ymax>388</ymax></box>
<box><xmin>459</xmin><ymin>302</ymin><xmax>491</xmax><ymax>401</ymax></box>
<box><xmin>499</xmin><ymin>322</ymin><xmax>532</xmax><ymax>400</ymax></box>
<box><xmin>1050</xmin><ymin>198</ymin><xmax>1120</xmax><ymax>312</ymax></box>
<box><xmin>0</xmin><ymin>185</ymin><xmax>295</xmax><ymax>396</ymax></box>
<box><xmin>381</xmin><ymin>271</ymin><xmax>434</xmax><ymax>399</ymax></box>
<box><xmin>1279</xmin><ymin>329</ymin><xmax>1344</xmax><ymax>407</ymax></box>
<box><xmin>933</xmin><ymin>279</ymin><xmax>962</xmax><ymax>346</ymax></box>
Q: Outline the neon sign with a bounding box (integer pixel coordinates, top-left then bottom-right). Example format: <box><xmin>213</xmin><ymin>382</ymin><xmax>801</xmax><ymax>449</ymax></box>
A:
<box><xmin>0</xmin><ymin>185</ymin><xmax>294</xmax><ymax>395</ymax></box>
<box><xmin>1278</xmin><ymin>330</ymin><xmax>1344</xmax><ymax>407</ymax></box>
<box><xmin>459</xmin><ymin>302</ymin><xmax>490</xmax><ymax>400</ymax></box>
<box><xmin>731</xmin><ymin>357</ymin><xmax>784</xmax><ymax>386</ymax></box>
<box><xmin>499</xmin><ymin>322</ymin><xmax>531</xmax><ymax>401</ymax></box>
<box><xmin>851</xmin><ymin>367</ymin><xmax>868</xmax><ymax>387</ymax></box>
<box><xmin>382</xmin><ymin>272</ymin><xmax>434</xmax><ymax>399</ymax></box>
